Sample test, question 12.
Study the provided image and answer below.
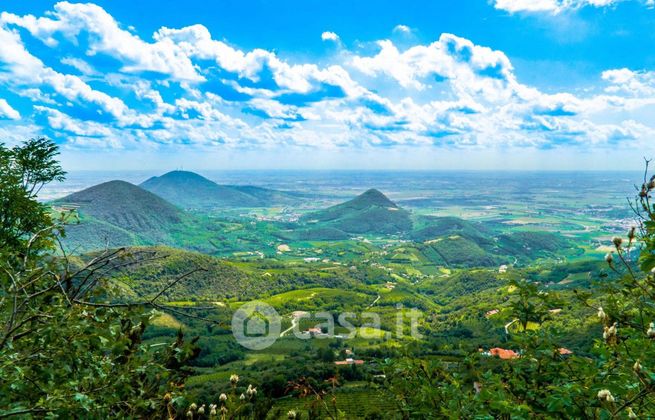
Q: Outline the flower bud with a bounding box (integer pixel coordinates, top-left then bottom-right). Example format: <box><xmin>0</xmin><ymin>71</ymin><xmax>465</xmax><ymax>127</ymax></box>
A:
<box><xmin>240</xmin><ymin>393</ymin><xmax>246</xmax><ymax>400</ymax></box>
<box><xmin>230</xmin><ymin>374</ymin><xmax>239</xmax><ymax>385</ymax></box>
<box><xmin>633</xmin><ymin>360</ymin><xmax>642</xmax><ymax>373</ymax></box>
<box><xmin>219</xmin><ymin>393</ymin><xmax>227</xmax><ymax>402</ymax></box>
<box><xmin>612</xmin><ymin>236</ymin><xmax>623</xmax><ymax>248</ymax></box>
<box><xmin>647</xmin><ymin>322</ymin><xmax>655</xmax><ymax>338</ymax></box>
<box><xmin>605</xmin><ymin>252</ymin><xmax>614</xmax><ymax>265</ymax></box>
<box><xmin>198</xmin><ymin>405</ymin><xmax>205</xmax><ymax>415</ymax></box>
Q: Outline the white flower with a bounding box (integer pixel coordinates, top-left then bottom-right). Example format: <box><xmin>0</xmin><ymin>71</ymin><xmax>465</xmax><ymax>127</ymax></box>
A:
<box><xmin>186</xmin><ymin>411</ymin><xmax>193</xmax><ymax>419</ymax></box>
<box><xmin>647</xmin><ymin>322</ymin><xmax>655</xmax><ymax>338</ymax></box>
<box><xmin>219</xmin><ymin>393</ymin><xmax>227</xmax><ymax>402</ymax></box>
<box><xmin>246</xmin><ymin>384</ymin><xmax>257</xmax><ymax>396</ymax></box>
<box><xmin>597</xmin><ymin>307</ymin><xmax>607</xmax><ymax>321</ymax></box>
<box><xmin>597</xmin><ymin>389</ymin><xmax>615</xmax><ymax>402</ymax></box>
<box><xmin>627</xmin><ymin>407</ymin><xmax>637</xmax><ymax>419</ymax></box>
<box><xmin>288</xmin><ymin>410</ymin><xmax>297</xmax><ymax>420</ymax></box>
<box><xmin>240</xmin><ymin>393</ymin><xmax>246</xmax><ymax>400</ymax></box>
<box><xmin>189</xmin><ymin>403</ymin><xmax>197</xmax><ymax>411</ymax></box>
<box><xmin>198</xmin><ymin>405</ymin><xmax>205</xmax><ymax>415</ymax></box>
<box><xmin>634</xmin><ymin>360</ymin><xmax>642</xmax><ymax>373</ymax></box>
<box><xmin>230</xmin><ymin>374</ymin><xmax>240</xmax><ymax>385</ymax></box>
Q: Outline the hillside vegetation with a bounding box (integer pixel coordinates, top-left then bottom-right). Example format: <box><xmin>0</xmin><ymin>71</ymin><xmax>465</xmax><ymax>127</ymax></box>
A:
<box><xmin>301</xmin><ymin>188</ymin><xmax>413</xmax><ymax>234</ymax></box>
<box><xmin>141</xmin><ymin>170</ymin><xmax>301</xmax><ymax>209</ymax></box>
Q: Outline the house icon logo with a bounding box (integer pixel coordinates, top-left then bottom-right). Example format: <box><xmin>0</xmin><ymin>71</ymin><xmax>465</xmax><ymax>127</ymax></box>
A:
<box><xmin>231</xmin><ymin>301</ymin><xmax>281</xmax><ymax>350</ymax></box>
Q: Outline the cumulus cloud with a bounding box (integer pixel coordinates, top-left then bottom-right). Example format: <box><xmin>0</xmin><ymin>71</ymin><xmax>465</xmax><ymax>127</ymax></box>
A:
<box><xmin>0</xmin><ymin>98</ymin><xmax>20</xmax><ymax>119</ymax></box>
<box><xmin>0</xmin><ymin>1</ymin><xmax>650</xmax><ymax>154</ymax></box>
<box><xmin>321</xmin><ymin>31</ymin><xmax>339</xmax><ymax>41</ymax></box>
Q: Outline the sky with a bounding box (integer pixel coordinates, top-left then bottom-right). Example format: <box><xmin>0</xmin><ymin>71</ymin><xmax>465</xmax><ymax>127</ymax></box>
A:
<box><xmin>0</xmin><ymin>0</ymin><xmax>654</xmax><ymax>170</ymax></box>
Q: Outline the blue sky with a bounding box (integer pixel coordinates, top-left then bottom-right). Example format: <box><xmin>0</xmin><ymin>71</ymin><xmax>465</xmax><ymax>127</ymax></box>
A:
<box><xmin>0</xmin><ymin>0</ymin><xmax>654</xmax><ymax>170</ymax></box>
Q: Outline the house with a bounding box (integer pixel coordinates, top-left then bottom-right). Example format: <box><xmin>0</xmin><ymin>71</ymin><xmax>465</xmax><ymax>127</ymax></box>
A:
<box><xmin>485</xmin><ymin>309</ymin><xmax>500</xmax><ymax>318</ymax></box>
<box><xmin>486</xmin><ymin>348</ymin><xmax>520</xmax><ymax>360</ymax></box>
<box><xmin>305</xmin><ymin>327</ymin><xmax>323</xmax><ymax>336</ymax></box>
<box><xmin>335</xmin><ymin>358</ymin><xmax>365</xmax><ymax>366</ymax></box>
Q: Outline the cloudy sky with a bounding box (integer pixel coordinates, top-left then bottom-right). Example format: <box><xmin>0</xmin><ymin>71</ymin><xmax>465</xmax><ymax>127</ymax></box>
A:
<box><xmin>0</xmin><ymin>0</ymin><xmax>654</xmax><ymax>170</ymax></box>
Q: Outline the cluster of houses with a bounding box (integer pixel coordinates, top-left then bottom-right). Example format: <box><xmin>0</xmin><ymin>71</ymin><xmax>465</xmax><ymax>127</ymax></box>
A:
<box><xmin>481</xmin><ymin>347</ymin><xmax>572</xmax><ymax>360</ymax></box>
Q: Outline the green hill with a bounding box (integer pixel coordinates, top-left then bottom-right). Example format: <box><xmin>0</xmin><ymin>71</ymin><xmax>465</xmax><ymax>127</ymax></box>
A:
<box><xmin>140</xmin><ymin>170</ymin><xmax>301</xmax><ymax>209</ymax></box>
<box><xmin>55</xmin><ymin>180</ymin><xmax>185</xmax><ymax>250</ymax></box>
<box><xmin>300</xmin><ymin>189</ymin><xmax>412</xmax><ymax>235</ymax></box>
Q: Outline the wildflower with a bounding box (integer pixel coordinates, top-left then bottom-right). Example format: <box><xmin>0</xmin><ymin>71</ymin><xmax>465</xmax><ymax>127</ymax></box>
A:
<box><xmin>240</xmin><ymin>393</ymin><xmax>246</xmax><ymax>400</ymax></box>
<box><xmin>612</xmin><ymin>236</ymin><xmax>623</xmax><ymax>248</ymax></box>
<box><xmin>230</xmin><ymin>374</ymin><xmax>239</xmax><ymax>385</ymax></box>
<box><xmin>597</xmin><ymin>307</ymin><xmax>607</xmax><ymax>321</ymax></box>
<box><xmin>647</xmin><ymin>322</ymin><xmax>655</xmax><ymax>338</ymax></box>
<box><xmin>605</xmin><ymin>252</ymin><xmax>614</xmax><ymax>265</ymax></box>
<box><xmin>288</xmin><ymin>410</ymin><xmax>297</xmax><ymax>420</ymax></box>
<box><xmin>190</xmin><ymin>403</ymin><xmax>197</xmax><ymax>411</ymax></box>
<box><xmin>210</xmin><ymin>407</ymin><xmax>217</xmax><ymax>416</ymax></box>
<box><xmin>597</xmin><ymin>389</ymin><xmax>615</xmax><ymax>403</ymax></box>
<box><xmin>163</xmin><ymin>393</ymin><xmax>172</xmax><ymax>403</ymax></box>
<box><xmin>633</xmin><ymin>360</ymin><xmax>642</xmax><ymax>373</ymax></box>
<box><xmin>246</xmin><ymin>384</ymin><xmax>257</xmax><ymax>397</ymax></box>
<box><xmin>219</xmin><ymin>393</ymin><xmax>227</xmax><ymax>402</ymax></box>
<box><xmin>627</xmin><ymin>407</ymin><xmax>637</xmax><ymax>419</ymax></box>
<box><xmin>186</xmin><ymin>411</ymin><xmax>193</xmax><ymax>419</ymax></box>
<box><xmin>221</xmin><ymin>406</ymin><xmax>228</xmax><ymax>414</ymax></box>
<box><xmin>198</xmin><ymin>405</ymin><xmax>205</xmax><ymax>415</ymax></box>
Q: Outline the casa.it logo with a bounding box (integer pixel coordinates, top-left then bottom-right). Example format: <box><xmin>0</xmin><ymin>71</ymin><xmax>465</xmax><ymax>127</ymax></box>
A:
<box><xmin>231</xmin><ymin>301</ymin><xmax>281</xmax><ymax>350</ymax></box>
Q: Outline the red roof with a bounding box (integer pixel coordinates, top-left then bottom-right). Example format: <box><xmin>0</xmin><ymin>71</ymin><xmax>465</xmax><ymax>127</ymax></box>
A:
<box><xmin>306</xmin><ymin>328</ymin><xmax>322</xmax><ymax>334</ymax></box>
<box><xmin>489</xmin><ymin>348</ymin><xmax>519</xmax><ymax>360</ymax></box>
<box><xmin>334</xmin><ymin>359</ymin><xmax>364</xmax><ymax>365</ymax></box>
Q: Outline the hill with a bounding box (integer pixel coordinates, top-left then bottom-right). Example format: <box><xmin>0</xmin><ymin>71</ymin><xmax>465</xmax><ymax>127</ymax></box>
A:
<box><xmin>140</xmin><ymin>170</ymin><xmax>301</xmax><ymax>209</ymax></box>
<box><xmin>55</xmin><ymin>180</ymin><xmax>185</xmax><ymax>249</ymax></box>
<box><xmin>300</xmin><ymin>189</ymin><xmax>413</xmax><ymax>235</ymax></box>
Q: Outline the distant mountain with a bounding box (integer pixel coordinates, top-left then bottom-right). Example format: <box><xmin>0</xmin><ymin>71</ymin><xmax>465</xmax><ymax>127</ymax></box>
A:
<box><xmin>140</xmin><ymin>170</ymin><xmax>301</xmax><ymax>209</ymax></box>
<box><xmin>300</xmin><ymin>189</ymin><xmax>413</xmax><ymax>235</ymax></box>
<box><xmin>55</xmin><ymin>180</ymin><xmax>185</xmax><ymax>250</ymax></box>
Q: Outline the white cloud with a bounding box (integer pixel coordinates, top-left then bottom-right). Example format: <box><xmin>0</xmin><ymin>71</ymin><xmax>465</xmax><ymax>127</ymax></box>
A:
<box><xmin>60</xmin><ymin>57</ymin><xmax>95</xmax><ymax>75</ymax></box>
<box><xmin>0</xmin><ymin>98</ymin><xmax>20</xmax><ymax>119</ymax></box>
<box><xmin>393</xmin><ymin>24</ymin><xmax>411</xmax><ymax>34</ymax></box>
<box><xmin>1</xmin><ymin>3</ymin><xmax>203</xmax><ymax>81</ymax></box>
<box><xmin>493</xmin><ymin>0</ymin><xmax>621</xmax><ymax>13</ymax></box>
<box><xmin>0</xmin><ymin>1</ymin><xmax>651</xmax><ymax>155</ymax></box>
<box><xmin>321</xmin><ymin>31</ymin><xmax>339</xmax><ymax>42</ymax></box>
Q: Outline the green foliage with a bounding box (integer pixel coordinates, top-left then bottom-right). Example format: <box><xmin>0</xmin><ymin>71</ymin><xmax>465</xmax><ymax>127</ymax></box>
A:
<box><xmin>0</xmin><ymin>139</ymin><xmax>198</xmax><ymax>417</ymax></box>
<box><xmin>301</xmin><ymin>189</ymin><xmax>413</xmax><ymax>235</ymax></box>
<box><xmin>0</xmin><ymin>137</ymin><xmax>64</xmax><ymax>254</ymax></box>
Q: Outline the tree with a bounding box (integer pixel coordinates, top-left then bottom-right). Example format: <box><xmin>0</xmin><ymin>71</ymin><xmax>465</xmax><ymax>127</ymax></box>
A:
<box><xmin>0</xmin><ymin>138</ymin><xmax>199</xmax><ymax>417</ymax></box>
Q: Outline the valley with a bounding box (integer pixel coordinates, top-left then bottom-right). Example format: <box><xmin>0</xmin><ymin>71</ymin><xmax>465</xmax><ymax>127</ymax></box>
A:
<box><xmin>45</xmin><ymin>169</ymin><xmax>635</xmax><ymax>418</ymax></box>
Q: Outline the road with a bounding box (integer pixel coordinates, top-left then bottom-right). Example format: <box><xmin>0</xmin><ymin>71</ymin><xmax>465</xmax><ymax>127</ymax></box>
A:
<box><xmin>280</xmin><ymin>315</ymin><xmax>299</xmax><ymax>337</ymax></box>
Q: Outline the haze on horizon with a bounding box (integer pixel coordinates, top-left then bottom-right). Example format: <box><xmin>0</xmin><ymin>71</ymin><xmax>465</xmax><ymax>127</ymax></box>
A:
<box><xmin>0</xmin><ymin>0</ymin><xmax>654</xmax><ymax>170</ymax></box>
